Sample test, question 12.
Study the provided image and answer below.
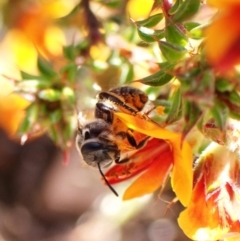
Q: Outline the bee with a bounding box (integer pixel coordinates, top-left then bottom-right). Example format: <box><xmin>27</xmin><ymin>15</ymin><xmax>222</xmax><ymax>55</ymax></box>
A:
<box><xmin>76</xmin><ymin>86</ymin><xmax>154</xmax><ymax>196</ymax></box>
<box><xmin>95</xmin><ymin>86</ymin><xmax>150</xmax><ymax>122</ymax></box>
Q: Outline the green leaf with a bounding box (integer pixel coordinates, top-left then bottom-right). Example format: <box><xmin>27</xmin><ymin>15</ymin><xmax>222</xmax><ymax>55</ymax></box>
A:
<box><xmin>18</xmin><ymin>116</ymin><xmax>31</xmax><ymax>134</ymax></box>
<box><xmin>18</xmin><ymin>104</ymin><xmax>39</xmax><ymax>133</ymax></box>
<box><xmin>172</xmin><ymin>0</ymin><xmax>201</xmax><ymax>22</ymax></box>
<box><xmin>61</xmin><ymin>62</ymin><xmax>78</xmax><ymax>82</ymax></box>
<box><xmin>229</xmin><ymin>90</ymin><xmax>240</xmax><ymax>106</ymax></box>
<box><xmin>133</xmin><ymin>63</ymin><xmax>175</xmax><ymax>86</ymax></box>
<box><xmin>216</xmin><ymin>78</ymin><xmax>234</xmax><ymax>92</ymax></box>
<box><xmin>189</xmin><ymin>27</ymin><xmax>203</xmax><ymax>39</ymax></box>
<box><xmin>211</xmin><ymin>102</ymin><xmax>228</xmax><ymax>131</ymax></box>
<box><xmin>165</xmin><ymin>24</ymin><xmax>188</xmax><ymax>46</ymax></box>
<box><xmin>38</xmin><ymin>58</ymin><xmax>57</xmax><ymax>78</ymax></box>
<box><xmin>158</xmin><ymin>61</ymin><xmax>176</xmax><ymax>69</ymax></box>
<box><xmin>166</xmin><ymin>87</ymin><xmax>182</xmax><ymax>124</ymax></box>
<box><xmin>21</xmin><ymin>71</ymin><xmax>43</xmax><ymax>80</ymax></box>
<box><xmin>216</xmin><ymin>91</ymin><xmax>240</xmax><ymax>118</ymax></box>
<box><xmin>135</xmin><ymin>13</ymin><xmax>164</xmax><ymax>28</ymax></box>
<box><xmin>104</xmin><ymin>0</ymin><xmax>121</xmax><ymax>8</ymax></box>
<box><xmin>184</xmin><ymin>22</ymin><xmax>200</xmax><ymax>31</ymax></box>
<box><xmin>63</xmin><ymin>116</ymin><xmax>77</xmax><ymax>140</ymax></box>
<box><xmin>49</xmin><ymin>110</ymin><xmax>62</xmax><ymax>124</ymax></box>
<box><xmin>137</xmin><ymin>26</ymin><xmax>165</xmax><ymax>42</ymax></box>
<box><xmin>38</xmin><ymin>89</ymin><xmax>62</xmax><ymax>102</ymax></box>
<box><xmin>63</xmin><ymin>45</ymin><xmax>76</xmax><ymax>60</ymax></box>
<box><xmin>159</xmin><ymin>41</ymin><xmax>187</xmax><ymax>62</ymax></box>
<box><xmin>183</xmin><ymin>22</ymin><xmax>200</xmax><ymax>31</ymax></box>
<box><xmin>183</xmin><ymin>100</ymin><xmax>202</xmax><ymax>137</ymax></box>
<box><xmin>229</xmin><ymin>111</ymin><xmax>240</xmax><ymax>120</ymax></box>
<box><xmin>49</xmin><ymin>125</ymin><xmax>58</xmax><ymax>143</ymax></box>
<box><xmin>76</xmin><ymin>40</ymin><xmax>89</xmax><ymax>51</ymax></box>
<box><xmin>184</xmin><ymin>22</ymin><xmax>206</xmax><ymax>39</ymax></box>
<box><xmin>125</xmin><ymin>64</ymin><xmax>134</xmax><ymax>82</ymax></box>
<box><xmin>169</xmin><ymin>0</ymin><xmax>182</xmax><ymax>14</ymax></box>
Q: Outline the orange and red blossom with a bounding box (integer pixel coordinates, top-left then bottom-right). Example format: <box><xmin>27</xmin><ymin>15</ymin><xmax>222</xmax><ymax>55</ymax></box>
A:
<box><xmin>178</xmin><ymin>143</ymin><xmax>240</xmax><ymax>241</ymax></box>
<box><xmin>105</xmin><ymin>113</ymin><xmax>193</xmax><ymax>206</ymax></box>
<box><xmin>205</xmin><ymin>0</ymin><xmax>240</xmax><ymax>73</ymax></box>
<box><xmin>0</xmin><ymin>78</ymin><xmax>30</xmax><ymax>137</ymax></box>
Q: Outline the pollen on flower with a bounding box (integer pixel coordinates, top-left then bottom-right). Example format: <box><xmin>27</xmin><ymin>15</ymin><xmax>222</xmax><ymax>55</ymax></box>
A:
<box><xmin>155</xmin><ymin>106</ymin><xmax>165</xmax><ymax>116</ymax></box>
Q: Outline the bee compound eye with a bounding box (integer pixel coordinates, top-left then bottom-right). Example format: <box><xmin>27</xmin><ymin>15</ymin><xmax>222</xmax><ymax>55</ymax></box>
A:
<box><xmin>81</xmin><ymin>142</ymin><xmax>117</xmax><ymax>168</ymax></box>
<box><xmin>81</xmin><ymin>142</ymin><xmax>104</xmax><ymax>154</ymax></box>
<box><xmin>85</xmin><ymin>120</ymin><xmax>111</xmax><ymax>138</ymax></box>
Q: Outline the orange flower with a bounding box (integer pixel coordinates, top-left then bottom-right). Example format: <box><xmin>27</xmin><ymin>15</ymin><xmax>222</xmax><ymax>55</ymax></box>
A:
<box><xmin>0</xmin><ymin>78</ymin><xmax>30</xmax><ymax>136</ymax></box>
<box><xmin>178</xmin><ymin>143</ymin><xmax>240</xmax><ymax>240</ymax></box>
<box><xmin>105</xmin><ymin>113</ymin><xmax>193</xmax><ymax>207</ymax></box>
<box><xmin>205</xmin><ymin>0</ymin><xmax>240</xmax><ymax>73</ymax></box>
<box><xmin>5</xmin><ymin>0</ymin><xmax>75</xmax><ymax>61</ymax></box>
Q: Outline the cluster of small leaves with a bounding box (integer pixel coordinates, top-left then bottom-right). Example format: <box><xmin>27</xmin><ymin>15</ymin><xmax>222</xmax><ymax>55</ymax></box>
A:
<box><xmin>132</xmin><ymin>0</ymin><xmax>240</xmax><ymax>146</ymax></box>
<box><xmin>12</xmin><ymin>0</ymin><xmax>138</xmax><ymax>150</ymax></box>
<box><xmin>17</xmin><ymin>47</ymin><xmax>81</xmax><ymax>149</ymax></box>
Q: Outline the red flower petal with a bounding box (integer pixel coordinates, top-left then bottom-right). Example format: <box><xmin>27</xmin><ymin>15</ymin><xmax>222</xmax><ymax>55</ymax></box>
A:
<box><xmin>105</xmin><ymin>138</ymin><xmax>168</xmax><ymax>184</ymax></box>
<box><xmin>109</xmin><ymin>113</ymin><xmax>193</xmax><ymax>205</ymax></box>
<box><xmin>123</xmin><ymin>145</ymin><xmax>173</xmax><ymax>200</ymax></box>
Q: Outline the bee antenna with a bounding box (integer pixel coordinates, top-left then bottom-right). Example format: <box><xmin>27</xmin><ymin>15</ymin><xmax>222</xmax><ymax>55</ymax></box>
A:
<box><xmin>97</xmin><ymin>162</ymin><xmax>119</xmax><ymax>197</ymax></box>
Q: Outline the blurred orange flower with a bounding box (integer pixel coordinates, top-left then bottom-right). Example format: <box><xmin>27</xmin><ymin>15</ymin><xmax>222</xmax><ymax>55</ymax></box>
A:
<box><xmin>105</xmin><ymin>113</ymin><xmax>193</xmax><ymax>207</ymax></box>
<box><xmin>178</xmin><ymin>143</ymin><xmax>240</xmax><ymax>241</ymax></box>
<box><xmin>1</xmin><ymin>0</ymin><xmax>76</xmax><ymax>73</ymax></box>
<box><xmin>0</xmin><ymin>78</ymin><xmax>30</xmax><ymax>137</ymax></box>
<box><xmin>11</xmin><ymin>1</ymin><xmax>72</xmax><ymax>57</ymax></box>
<box><xmin>205</xmin><ymin>0</ymin><xmax>240</xmax><ymax>73</ymax></box>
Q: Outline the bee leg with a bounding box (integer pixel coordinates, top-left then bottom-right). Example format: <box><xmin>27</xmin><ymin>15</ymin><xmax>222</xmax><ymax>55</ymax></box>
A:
<box><xmin>126</xmin><ymin>130</ymin><xmax>137</xmax><ymax>148</ymax></box>
<box><xmin>136</xmin><ymin>136</ymin><xmax>151</xmax><ymax>149</ymax></box>
<box><xmin>126</xmin><ymin>130</ymin><xmax>151</xmax><ymax>149</ymax></box>
<box><xmin>115</xmin><ymin>156</ymin><xmax>130</xmax><ymax>164</ymax></box>
<box><xmin>144</xmin><ymin>106</ymin><xmax>156</xmax><ymax>116</ymax></box>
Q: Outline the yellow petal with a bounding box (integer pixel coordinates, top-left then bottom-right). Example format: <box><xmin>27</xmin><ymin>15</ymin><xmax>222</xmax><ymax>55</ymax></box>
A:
<box><xmin>0</xmin><ymin>78</ymin><xmax>14</xmax><ymax>97</ymax></box>
<box><xmin>126</xmin><ymin>0</ymin><xmax>154</xmax><ymax>20</ymax></box>
<box><xmin>44</xmin><ymin>26</ymin><xmax>65</xmax><ymax>56</ymax></box>
<box><xmin>115</xmin><ymin>113</ymin><xmax>179</xmax><ymax>140</ymax></box>
<box><xmin>171</xmin><ymin>138</ymin><xmax>193</xmax><ymax>206</ymax></box>
<box><xmin>6</xmin><ymin>30</ymin><xmax>38</xmax><ymax>73</ymax></box>
<box><xmin>0</xmin><ymin>93</ymin><xmax>30</xmax><ymax>136</ymax></box>
<box><xmin>116</xmin><ymin>113</ymin><xmax>193</xmax><ymax>204</ymax></box>
<box><xmin>42</xmin><ymin>0</ymin><xmax>77</xmax><ymax>18</ymax></box>
<box><xmin>224</xmin><ymin>234</ymin><xmax>240</xmax><ymax>241</ymax></box>
<box><xmin>115</xmin><ymin>113</ymin><xmax>193</xmax><ymax>206</ymax></box>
